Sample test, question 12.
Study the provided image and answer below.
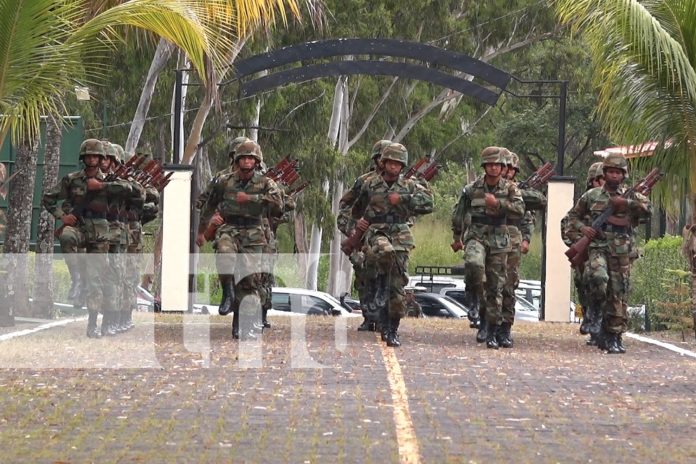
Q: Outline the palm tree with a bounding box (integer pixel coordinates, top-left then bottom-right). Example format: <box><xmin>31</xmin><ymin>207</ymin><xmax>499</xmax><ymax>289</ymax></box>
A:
<box><xmin>555</xmin><ymin>0</ymin><xmax>696</xmax><ymax>321</ymax></box>
<box><xmin>0</xmin><ymin>0</ymin><xmax>298</xmax><ymax>324</ymax></box>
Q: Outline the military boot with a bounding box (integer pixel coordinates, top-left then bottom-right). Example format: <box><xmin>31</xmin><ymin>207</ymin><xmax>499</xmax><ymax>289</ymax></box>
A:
<box><xmin>125</xmin><ymin>309</ymin><xmax>135</xmax><ymax>331</ymax></box>
<box><xmin>466</xmin><ymin>292</ymin><xmax>480</xmax><ymax>329</ymax></box>
<box><xmin>497</xmin><ymin>322</ymin><xmax>513</xmax><ymax>348</ymax></box>
<box><xmin>262</xmin><ymin>308</ymin><xmax>271</xmax><ymax>329</ymax></box>
<box><xmin>115</xmin><ymin>312</ymin><xmax>128</xmax><ymax>333</ymax></box>
<box><xmin>86</xmin><ymin>310</ymin><xmax>102</xmax><ymax>339</ymax></box>
<box><xmin>219</xmin><ymin>280</ymin><xmax>235</xmax><ymax>316</ymax></box>
<box><xmin>616</xmin><ymin>333</ymin><xmax>626</xmax><ymax>354</ymax></box>
<box><xmin>386</xmin><ymin>317</ymin><xmax>401</xmax><ymax>347</ymax></box>
<box><xmin>486</xmin><ymin>323</ymin><xmax>500</xmax><ymax>349</ymax></box>
<box><xmin>605</xmin><ymin>332</ymin><xmax>623</xmax><ymax>354</ymax></box>
<box><xmin>232</xmin><ymin>311</ymin><xmax>240</xmax><ymax>339</ymax></box>
<box><xmin>587</xmin><ymin>304</ymin><xmax>602</xmax><ymax>336</ymax></box>
<box><xmin>101</xmin><ymin>312</ymin><xmax>118</xmax><ymax>337</ymax></box>
<box><xmin>357</xmin><ymin>317</ymin><xmax>372</xmax><ymax>331</ymax></box>
<box><xmin>476</xmin><ymin>317</ymin><xmax>488</xmax><ymax>343</ymax></box>
<box><xmin>380</xmin><ymin>311</ymin><xmax>391</xmax><ymax>342</ymax></box>
<box><xmin>585</xmin><ymin>333</ymin><xmax>598</xmax><ymax>346</ymax></box>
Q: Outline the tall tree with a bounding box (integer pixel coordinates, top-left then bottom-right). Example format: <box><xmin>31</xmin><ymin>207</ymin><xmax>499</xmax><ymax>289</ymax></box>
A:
<box><xmin>555</xmin><ymin>0</ymin><xmax>696</xmax><ymax>317</ymax></box>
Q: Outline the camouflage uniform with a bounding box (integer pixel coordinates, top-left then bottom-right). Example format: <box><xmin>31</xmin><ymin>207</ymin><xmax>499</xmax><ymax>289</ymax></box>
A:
<box><xmin>564</xmin><ymin>154</ymin><xmax>652</xmax><ymax>353</ymax></box>
<box><xmin>561</xmin><ymin>161</ymin><xmax>604</xmax><ymax>343</ymax></box>
<box><xmin>501</xmin><ymin>152</ymin><xmax>545</xmax><ymax>347</ymax></box>
<box><xmin>352</xmin><ymin>143</ymin><xmax>434</xmax><ymax>347</ymax></box>
<box><xmin>199</xmin><ymin>140</ymin><xmax>283</xmax><ymax>339</ymax></box>
<box><xmin>451</xmin><ymin>147</ymin><xmax>525</xmax><ymax>349</ymax></box>
<box><xmin>42</xmin><ymin>139</ymin><xmax>132</xmax><ymax>338</ymax></box>
<box><xmin>337</xmin><ymin>139</ymin><xmax>391</xmax><ymax>331</ymax></box>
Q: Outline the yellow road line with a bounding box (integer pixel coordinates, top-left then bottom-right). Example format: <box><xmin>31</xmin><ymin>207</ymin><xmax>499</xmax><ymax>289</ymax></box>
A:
<box><xmin>379</xmin><ymin>338</ymin><xmax>421</xmax><ymax>464</ymax></box>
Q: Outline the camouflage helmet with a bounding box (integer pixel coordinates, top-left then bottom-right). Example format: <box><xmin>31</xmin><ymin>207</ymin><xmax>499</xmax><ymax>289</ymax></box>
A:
<box><xmin>233</xmin><ymin>140</ymin><xmax>263</xmax><ymax>164</ymax></box>
<box><xmin>370</xmin><ymin>139</ymin><xmax>392</xmax><ymax>160</ymax></box>
<box><xmin>587</xmin><ymin>161</ymin><xmax>604</xmax><ymax>184</ymax></box>
<box><xmin>79</xmin><ymin>138</ymin><xmax>105</xmax><ymax>159</ymax></box>
<box><xmin>102</xmin><ymin>141</ymin><xmax>120</xmax><ymax>162</ymax></box>
<box><xmin>112</xmin><ymin>143</ymin><xmax>126</xmax><ymax>162</ymax></box>
<box><xmin>228</xmin><ymin>136</ymin><xmax>251</xmax><ymax>158</ymax></box>
<box><xmin>602</xmin><ymin>153</ymin><xmax>628</xmax><ymax>176</ymax></box>
<box><xmin>480</xmin><ymin>146</ymin><xmax>509</xmax><ymax>167</ymax></box>
<box><xmin>380</xmin><ymin>142</ymin><xmax>408</xmax><ymax>166</ymax></box>
<box><xmin>508</xmin><ymin>152</ymin><xmax>520</xmax><ymax>170</ymax></box>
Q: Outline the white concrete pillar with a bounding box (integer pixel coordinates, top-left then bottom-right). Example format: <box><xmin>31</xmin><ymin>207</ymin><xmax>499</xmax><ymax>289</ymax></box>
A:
<box><xmin>542</xmin><ymin>179</ymin><xmax>575</xmax><ymax>322</ymax></box>
<box><xmin>160</xmin><ymin>166</ymin><xmax>194</xmax><ymax>312</ymax></box>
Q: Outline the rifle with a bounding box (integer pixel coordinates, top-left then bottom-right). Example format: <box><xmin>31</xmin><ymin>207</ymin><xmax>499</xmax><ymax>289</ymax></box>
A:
<box><xmin>104</xmin><ymin>153</ymin><xmax>145</xmax><ymax>182</ymax></box>
<box><xmin>340</xmin><ymin>224</ymin><xmax>366</xmax><ymax>256</ymax></box>
<box><xmin>518</xmin><ymin>162</ymin><xmax>555</xmax><ymax>190</ymax></box>
<box><xmin>403</xmin><ymin>158</ymin><xmax>428</xmax><ymax>180</ymax></box>
<box><xmin>564</xmin><ymin>167</ymin><xmax>663</xmax><ymax>267</ymax></box>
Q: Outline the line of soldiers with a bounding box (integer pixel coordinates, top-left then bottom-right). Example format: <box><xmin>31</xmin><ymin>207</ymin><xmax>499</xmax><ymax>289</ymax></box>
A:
<box><xmin>338</xmin><ymin>141</ymin><xmax>434</xmax><ymax>347</ymax></box>
<box><xmin>451</xmin><ymin>147</ymin><xmax>547</xmax><ymax>349</ymax></box>
<box><xmin>562</xmin><ymin>153</ymin><xmax>652</xmax><ymax>354</ymax></box>
<box><xmin>42</xmin><ymin>138</ymin><xmax>160</xmax><ymax>338</ymax></box>
<box><xmin>196</xmin><ymin>138</ymin><xmax>295</xmax><ymax>340</ymax></box>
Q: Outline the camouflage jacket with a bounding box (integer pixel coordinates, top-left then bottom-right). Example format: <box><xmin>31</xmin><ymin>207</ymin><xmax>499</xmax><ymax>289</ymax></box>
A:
<box><xmin>565</xmin><ymin>185</ymin><xmax>652</xmax><ymax>254</ymax></box>
<box><xmin>43</xmin><ymin>169</ymin><xmax>132</xmax><ymax>221</ymax></box>
<box><xmin>451</xmin><ymin>176</ymin><xmax>525</xmax><ymax>253</ymax></box>
<box><xmin>199</xmin><ymin>170</ymin><xmax>283</xmax><ymax>231</ymax></box>
<box><xmin>352</xmin><ymin>173</ymin><xmax>434</xmax><ymax>251</ymax></box>
<box><xmin>337</xmin><ymin>169</ymin><xmax>380</xmax><ymax>236</ymax></box>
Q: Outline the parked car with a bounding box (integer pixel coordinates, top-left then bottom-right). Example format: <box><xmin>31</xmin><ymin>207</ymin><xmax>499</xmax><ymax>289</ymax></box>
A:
<box><xmin>338</xmin><ymin>293</ymin><xmax>362</xmax><ymax>313</ymax></box>
<box><xmin>413</xmin><ymin>292</ymin><xmax>469</xmax><ymax>319</ymax></box>
<box><xmin>408</xmin><ymin>275</ymin><xmax>466</xmax><ymax>294</ymax></box>
<box><xmin>440</xmin><ymin>287</ymin><xmax>539</xmax><ymax>323</ymax></box>
<box><xmin>269</xmin><ymin>287</ymin><xmax>357</xmax><ymax>317</ymax></box>
<box><xmin>516</xmin><ymin>280</ymin><xmax>541</xmax><ymax>310</ymax></box>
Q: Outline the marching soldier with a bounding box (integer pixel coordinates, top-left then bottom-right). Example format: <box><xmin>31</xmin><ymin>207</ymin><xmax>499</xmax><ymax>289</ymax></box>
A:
<box><xmin>350</xmin><ymin>142</ymin><xmax>434</xmax><ymax>347</ymax></box>
<box><xmin>564</xmin><ymin>153</ymin><xmax>652</xmax><ymax>353</ymax></box>
<box><xmin>451</xmin><ymin>147</ymin><xmax>525</xmax><ymax>349</ymax></box>
<box><xmin>337</xmin><ymin>140</ymin><xmax>391</xmax><ymax>332</ymax></box>
<box><xmin>197</xmin><ymin>140</ymin><xmax>283</xmax><ymax>339</ymax></box>
<box><xmin>42</xmin><ymin>139</ymin><xmax>132</xmax><ymax>338</ymax></box>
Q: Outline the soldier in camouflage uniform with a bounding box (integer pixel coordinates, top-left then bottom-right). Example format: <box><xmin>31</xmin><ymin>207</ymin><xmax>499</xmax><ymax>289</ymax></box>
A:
<box><xmin>337</xmin><ymin>139</ymin><xmax>391</xmax><ymax>332</ymax></box>
<box><xmin>197</xmin><ymin>140</ymin><xmax>283</xmax><ymax>339</ymax></box>
<box><xmin>43</xmin><ymin>139</ymin><xmax>132</xmax><ymax>338</ymax></box>
<box><xmin>499</xmin><ymin>152</ymin><xmax>545</xmax><ymax>347</ymax></box>
<box><xmin>564</xmin><ymin>153</ymin><xmax>652</xmax><ymax>354</ymax></box>
<box><xmin>350</xmin><ymin>142</ymin><xmax>434</xmax><ymax>347</ymax></box>
<box><xmin>561</xmin><ymin>161</ymin><xmax>604</xmax><ymax>345</ymax></box>
<box><xmin>451</xmin><ymin>147</ymin><xmax>525</xmax><ymax>349</ymax></box>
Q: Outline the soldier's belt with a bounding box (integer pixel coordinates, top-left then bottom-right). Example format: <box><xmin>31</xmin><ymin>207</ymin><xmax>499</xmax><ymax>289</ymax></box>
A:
<box><xmin>470</xmin><ymin>215</ymin><xmax>506</xmax><ymax>226</ymax></box>
<box><xmin>369</xmin><ymin>214</ymin><xmax>407</xmax><ymax>224</ymax></box>
<box><xmin>223</xmin><ymin>215</ymin><xmax>262</xmax><ymax>227</ymax></box>
<box><xmin>602</xmin><ymin>224</ymin><xmax>632</xmax><ymax>235</ymax></box>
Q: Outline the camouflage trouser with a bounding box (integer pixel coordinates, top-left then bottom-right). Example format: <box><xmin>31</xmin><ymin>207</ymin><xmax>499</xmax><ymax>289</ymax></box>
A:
<box><xmin>350</xmin><ymin>251</ymin><xmax>378</xmax><ymax>322</ymax></box>
<box><xmin>59</xmin><ymin>219</ymin><xmax>115</xmax><ymax>313</ymax></box>
<box><xmin>108</xmin><ymin>220</ymin><xmax>129</xmax><ymax>316</ymax></box>
<box><xmin>585</xmin><ymin>248</ymin><xmax>631</xmax><ymax>333</ymax></box>
<box><xmin>463</xmin><ymin>239</ymin><xmax>507</xmax><ymax>326</ymax></box>
<box><xmin>215</xmin><ymin>224</ymin><xmax>266</xmax><ymax>315</ymax></box>
<box><xmin>573</xmin><ymin>266</ymin><xmax>590</xmax><ymax>319</ymax></box>
<box><xmin>502</xmin><ymin>247</ymin><xmax>521</xmax><ymax>324</ymax></box>
<box><xmin>259</xmin><ymin>238</ymin><xmax>277</xmax><ymax>311</ymax></box>
<box><xmin>365</xmin><ymin>233</ymin><xmax>409</xmax><ymax>319</ymax></box>
<box><xmin>124</xmin><ymin>220</ymin><xmax>144</xmax><ymax>312</ymax></box>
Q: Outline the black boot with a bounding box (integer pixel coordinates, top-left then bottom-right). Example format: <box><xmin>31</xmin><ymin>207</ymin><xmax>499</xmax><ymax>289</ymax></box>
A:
<box><xmin>262</xmin><ymin>308</ymin><xmax>271</xmax><ymax>329</ymax></box>
<box><xmin>125</xmin><ymin>309</ymin><xmax>134</xmax><ymax>331</ymax></box>
<box><xmin>606</xmin><ymin>332</ymin><xmax>623</xmax><ymax>354</ymax></box>
<box><xmin>586</xmin><ymin>333</ymin><xmax>598</xmax><ymax>346</ymax></box>
<box><xmin>219</xmin><ymin>280</ymin><xmax>235</xmax><ymax>316</ymax></box>
<box><xmin>466</xmin><ymin>292</ymin><xmax>480</xmax><ymax>328</ymax></box>
<box><xmin>476</xmin><ymin>317</ymin><xmax>488</xmax><ymax>343</ymax></box>
<box><xmin>357</xmin><ymin>318</ymin><xmax>371</xmax><ymax>331</ymax></box>
<box><xmin>86</xmin><ymin>311</ymin><xmax>101</xmax><ymax>339</ymax></box>
<box><xmin>101</xmin><ymin>312</ymin><xmax>118</xmax><ymax>337</ymax></box>
<box><xmin>232</xmin><ymin>311</ymin><xmax>240</xmax><ymax>339</ymax></box>
<box><xmin>486</xmin><ymin>323</ymin><xmax>500</xmax><ymax>349</ymax></box>
<box><xmin>380</xmin><ymin>311</ymin><xmax>390</xmax><ymax>342</ymax></box>
<box><xmin>386</xmin><ymin>317</ymin><xmax>401</xmax><ymax>347</ymax></box>
<box><xmin>616</xmin><ymin>333</ymin><xmax>626</xmax><ymax>353</ymax></box>
<box><xmin>587</xmin><ymin>304</ymin><xmax>602</xmax><ymax>336</ymax></box>
<box><xmin>497</xmin><ymin>322</ymin><xmax>513</xmax><ymax>348</ymax></box>
<box><xmin>115</xmin><ymin>312</ymin><xmax>128</xmax><ymax>333</ymax></box>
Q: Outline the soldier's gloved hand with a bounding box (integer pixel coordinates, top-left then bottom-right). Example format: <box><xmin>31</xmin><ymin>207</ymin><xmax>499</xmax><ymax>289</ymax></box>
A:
<box><xmin>580</xmin><ymin>226</ymin><xmax>597</xmax><ymax>239</ymax></box>
<box><xmin>86</xmin><ymin>178</ymin><xmax>104</xmax><ymax>191</ymax></box>
<box><xmin>450</xmin><ymin>240</ymin><xmax>463</xmax><ymax>252</ymax></box>
<box><xmin>210</xmin><ymin>212</ymin><xmax>224</xmax><ymax>226</ymax></box>
<box><xmin>356</xmin><ymin>218</ymin><xmax>369</xmax><ymax>231</ymax></box>
<box><xmin>387</xmin><ymin>192</ymin><xmax>401</xmax><ymax>205</ymax></box>
<box><xmin>609</xmin><ymin>195</ymin><xmax>628</xmax><ymax>211</ymax></box>
<box><xmin>521</xmin><ymin>240</ymin><xmax>530</xmax><ymax>254</ymax></box>
<box><xmin>484</xmin><ymin>193</ymin><xmax>499</xmax><ymax>209</ymax></box>
<box><xmin>195</xmin><ymin>233</ymin><xmax>206</xmax><ymax>247</ymax></box>
<box><xmin>236</xmin><ymin>192</ymin><xmax>251</xmax><ymax>204</ymax></box>
<box><xmin>61</xmin><ymin>214</ymin><xmax>77</xmax><ymax>226</ymax></box>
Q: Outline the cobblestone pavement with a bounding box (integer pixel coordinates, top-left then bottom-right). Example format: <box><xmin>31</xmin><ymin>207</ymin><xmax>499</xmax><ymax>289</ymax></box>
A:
<box><xmin>0</xmin><ymin>314</ymin><xmax>695</xmax><ymax>463</ymax></box>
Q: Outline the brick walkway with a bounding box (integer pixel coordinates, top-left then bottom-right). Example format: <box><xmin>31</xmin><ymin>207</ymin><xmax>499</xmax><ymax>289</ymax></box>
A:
<box><xmin>0</xmin><ymin>315</ymin><xmax>694</xmax><ymax>463</ymax></box>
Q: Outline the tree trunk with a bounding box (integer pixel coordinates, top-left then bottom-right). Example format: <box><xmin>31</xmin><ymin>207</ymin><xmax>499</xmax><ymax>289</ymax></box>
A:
<box><xmin>32</xmin><ymin>116</ymin><xmax>62</xmax><ymax>318</ymax></box>
<box><xmin>124</xmin><ymin>38</ymin><xmax>175</xmax><ymax>156</ymax></box>
<box><xmin>2</xmin><ymin>138</ymin><xmax>39</xmax><ymax>323</ymax></box>
<box><xmin>293</xmin><ymin>211</ymin><xmax>309</xmax><ymax>283</ymax></box>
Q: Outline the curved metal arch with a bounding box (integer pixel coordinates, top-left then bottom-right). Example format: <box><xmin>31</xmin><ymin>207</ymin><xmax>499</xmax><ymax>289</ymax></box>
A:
<box><xmin>241</xmin><ymin>60</ymin><xmax>501</xmax><ymax>106</ymax></box>
<box><xmin>234</xmin><ymin>38</ymin><xmax>511</xmax><ymax>90</ymax></box>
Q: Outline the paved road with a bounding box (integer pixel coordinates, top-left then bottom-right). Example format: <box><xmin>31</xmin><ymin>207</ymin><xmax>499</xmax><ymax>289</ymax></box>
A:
<box><xmin>0</xmin><ymin>315</ymin><xmax>694</xmax><ymax>463</ymax></box>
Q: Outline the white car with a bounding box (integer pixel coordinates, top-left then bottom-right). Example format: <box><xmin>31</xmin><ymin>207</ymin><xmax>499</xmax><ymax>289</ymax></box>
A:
<box><xmin>269</xmin><ymin>287</ymin><xmax>358</xmax><ymax>317</ymax></box>
<box><xmin>408</xmin><ymin>275</ymin><xmax>466</xmax><ymax>294</ymax></box>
